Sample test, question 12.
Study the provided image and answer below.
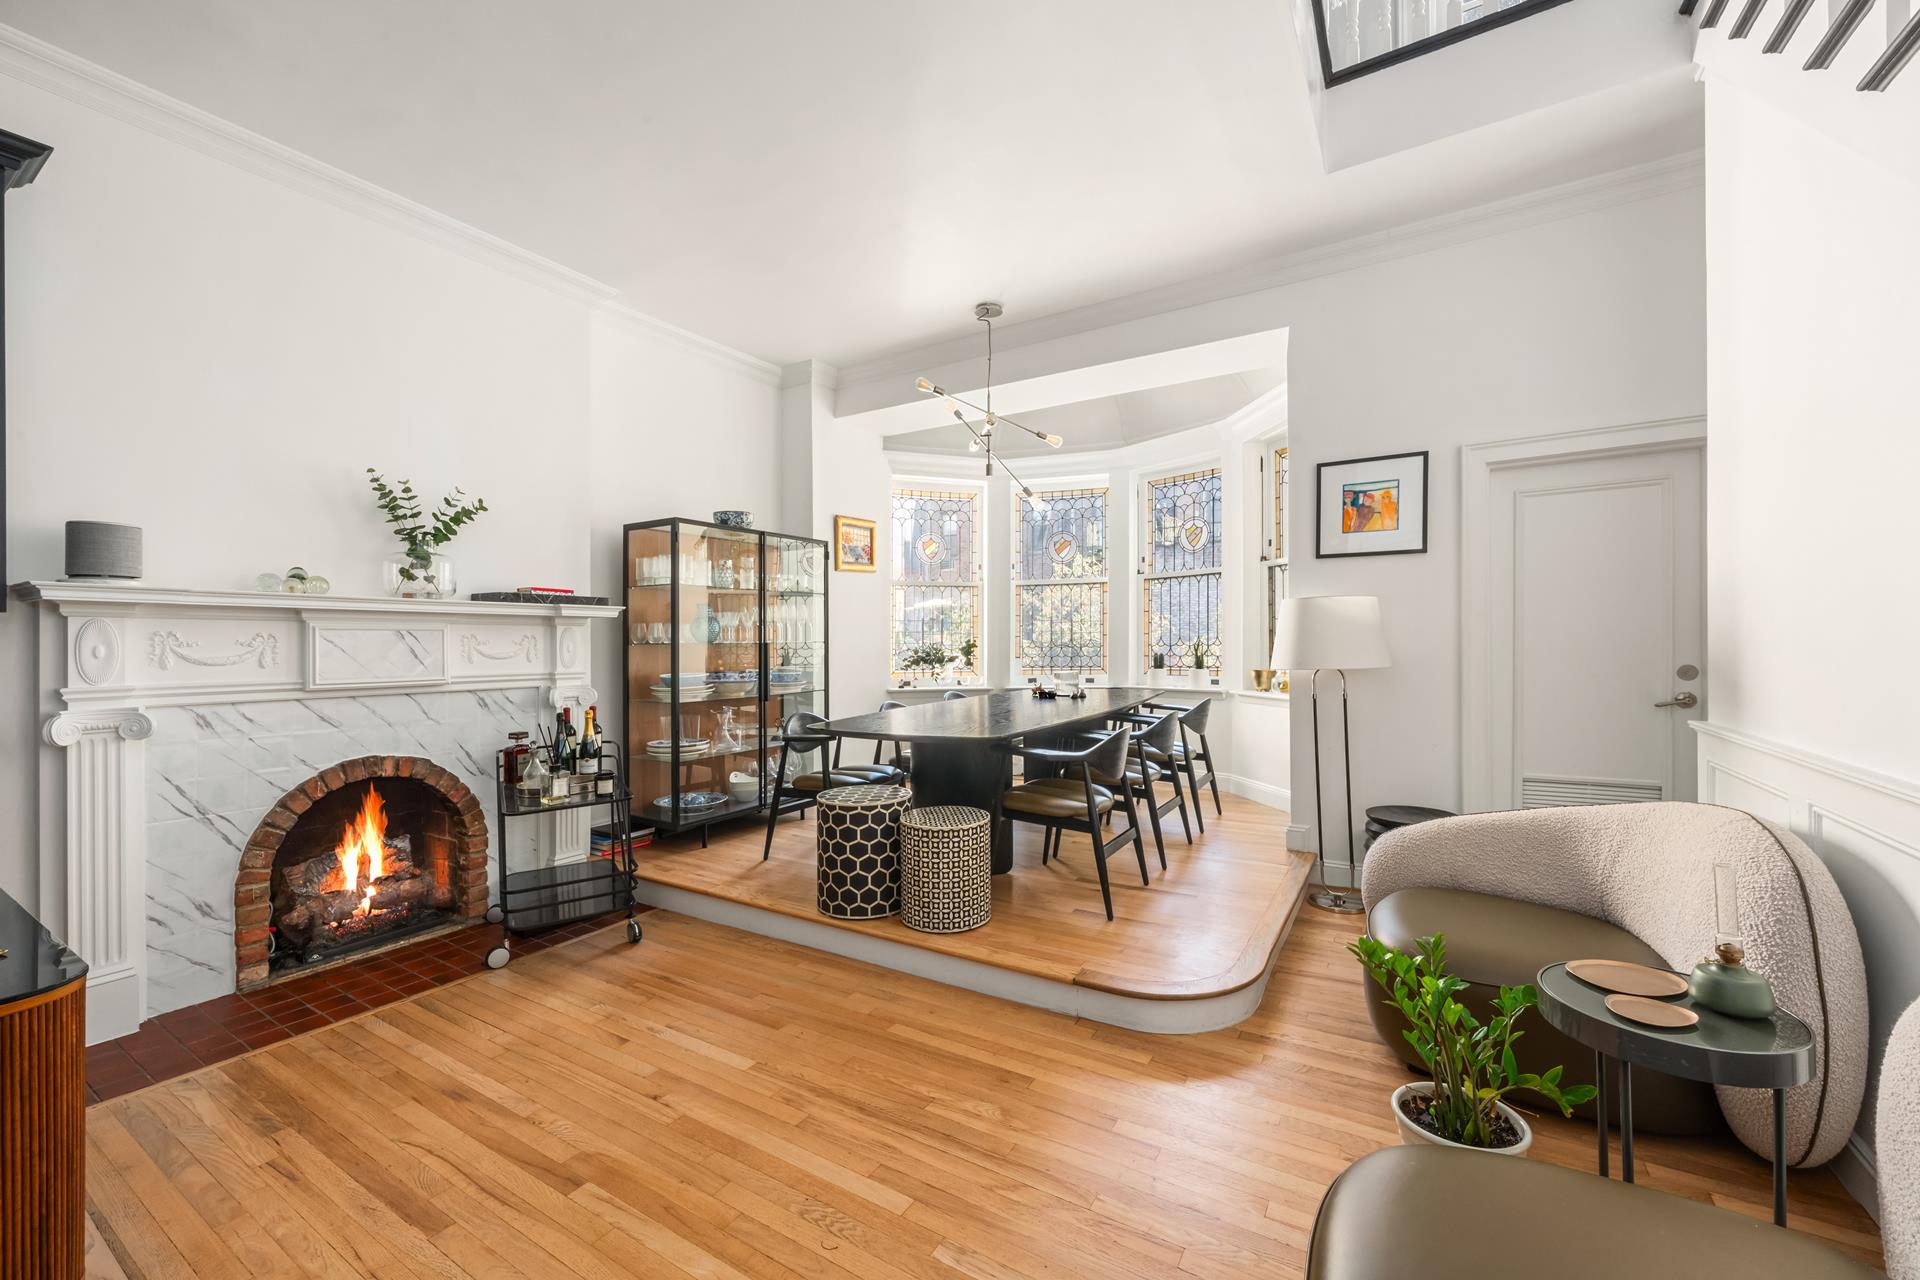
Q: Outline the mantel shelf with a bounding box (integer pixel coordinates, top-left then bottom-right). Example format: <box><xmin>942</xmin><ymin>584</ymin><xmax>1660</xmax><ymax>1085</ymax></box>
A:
<box><xmin>12</xmin><ymin>580</ymin><xmax>622</xmax><ymax>619</ymax></box>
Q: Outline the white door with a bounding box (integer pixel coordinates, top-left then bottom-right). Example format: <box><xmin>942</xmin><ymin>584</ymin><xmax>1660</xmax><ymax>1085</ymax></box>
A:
<box><xmin>1480</xmin><ymin>444</ymin><xmax>1705</xmax><ymax>810</ymax></box>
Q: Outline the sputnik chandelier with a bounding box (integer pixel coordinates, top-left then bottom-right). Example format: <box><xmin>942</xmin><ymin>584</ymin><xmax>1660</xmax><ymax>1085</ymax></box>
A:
<box><xmin>915</xmin><ymin>302</ymin><xmax>1063</xmax><ymax>512</ymax></box>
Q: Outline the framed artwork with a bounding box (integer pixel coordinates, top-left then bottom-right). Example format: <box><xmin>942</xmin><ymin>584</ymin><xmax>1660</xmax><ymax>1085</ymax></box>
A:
<box><xmin>833</xmin><ymin>514</ymin><xmax>877</xmax><ymax>572</ymax></box>
<box><xmin>1315</xmin><ymin>451</ymin><xmax>1429</xmax><ymax>558</ymax></box>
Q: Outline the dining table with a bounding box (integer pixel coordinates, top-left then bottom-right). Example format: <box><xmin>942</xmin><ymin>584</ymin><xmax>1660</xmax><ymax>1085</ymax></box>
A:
<box><xmin>822</xmin><ymin>687</ymin><xmax>1166</xmax><ymax>873</ymax></box>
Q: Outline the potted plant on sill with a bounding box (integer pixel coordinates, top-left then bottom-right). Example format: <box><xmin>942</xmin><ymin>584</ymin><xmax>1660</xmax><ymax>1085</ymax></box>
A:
<box><xmin>367</xmin><ymin>469</ymin><xmax>488</xmax><ymax>599</ymax></box>
<box><xmin>1186</xmin><ymin>639</ymin><xmax>1210</xmax><ymax>689</ymax></box>
<box><xmin>1350</xmin><ymin>933</ymin><xmax>1597</xmax><ymax>1156</ymax></box>
<box><xmin>900</xmin><ymin>642</ymin><xmax>952</xmax><ymax>689</ymax></box>
<box><xmin>956</xmin><ymin>638</ymin><xmax>978</xmax><ymax>686</ymax></box>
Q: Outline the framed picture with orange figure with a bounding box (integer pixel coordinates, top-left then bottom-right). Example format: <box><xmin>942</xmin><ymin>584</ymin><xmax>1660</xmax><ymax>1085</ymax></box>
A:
<box><xmin>1315</xmin><ymin>451</ymin><xmax>1428</xmax><ymax>558</ymax></box>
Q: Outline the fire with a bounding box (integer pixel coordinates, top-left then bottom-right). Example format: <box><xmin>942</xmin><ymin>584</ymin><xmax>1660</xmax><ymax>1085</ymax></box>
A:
<box><xmin>337</xmin><ymin>784</ymin><xmax>389</xmax><ymax>918</ymax></box>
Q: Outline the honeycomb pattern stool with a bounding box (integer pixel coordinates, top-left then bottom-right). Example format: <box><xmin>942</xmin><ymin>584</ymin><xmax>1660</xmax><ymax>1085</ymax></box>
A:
<box><xmin>815</xmin><ymin>784</ymin><xmax>914</xmax><ymax>919</ymax></box>
<box><xmin>900</xmin><ymin>806</ymin><xmax>993</xmax><ymax>933</ymax></box>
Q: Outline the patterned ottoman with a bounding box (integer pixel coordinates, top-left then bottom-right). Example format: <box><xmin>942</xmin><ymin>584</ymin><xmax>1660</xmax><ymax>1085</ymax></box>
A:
<box><xmin>814</xmin><ymin>784</ymin><xmax>914</xmax><ymax>919</ymax></box>
<box><xmin>900</xmin><ymin>805</ymin><xmax>992</xmax><ymax>934</ymax></box>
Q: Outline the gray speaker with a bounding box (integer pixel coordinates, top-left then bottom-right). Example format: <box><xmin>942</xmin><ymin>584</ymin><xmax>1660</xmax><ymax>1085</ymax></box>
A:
<box><xmin>64</xmin><ymin>521</ymin><xmax>143</xmax><ymax>580</ymax></box>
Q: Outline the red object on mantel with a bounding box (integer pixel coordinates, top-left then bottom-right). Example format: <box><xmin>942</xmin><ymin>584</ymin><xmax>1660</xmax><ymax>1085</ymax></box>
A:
<box><xmin>516</xmin><ymin>586</ymin><xmax>576</xmax><ymax>595</ymax></box>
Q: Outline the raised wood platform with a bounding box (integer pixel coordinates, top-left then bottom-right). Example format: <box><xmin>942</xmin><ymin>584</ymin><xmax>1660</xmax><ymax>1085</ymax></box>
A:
<box><xmin>629</xmin><ymin>792</ymin><xmax>1314</xmax><ymax>1032</ymax></box>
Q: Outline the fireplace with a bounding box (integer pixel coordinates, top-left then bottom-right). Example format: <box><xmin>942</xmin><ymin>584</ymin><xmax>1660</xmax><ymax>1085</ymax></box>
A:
<box><xmin>235</xmin><ymin>756</ymin><xmax>490</xmax><ymax>988</ymax></box>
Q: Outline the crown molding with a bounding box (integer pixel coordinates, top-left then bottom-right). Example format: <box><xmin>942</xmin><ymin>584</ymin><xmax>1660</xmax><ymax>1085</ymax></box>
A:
<box><xmin>0</xmin><ymin>22</ymin><xmax>617</xmax><ymax>304</ymax></box>
<box><xmin>0</xmin><ymin>24</ymin><xmax>798</xmax><ymax>379</ymax></box>
<box><xmin>778</xmin><ymin>359</ymin><xmax>840</xmax><ymax>391</ymax></box>
<box><xmin>836</xmin><ymin>148</ymin><xmax>1706</xmax><ymax>389</ymax></box>
<box><xmin>596</xmin><ymin>301</ymin><xmax>782</xmax><ymax>386</ymax></box>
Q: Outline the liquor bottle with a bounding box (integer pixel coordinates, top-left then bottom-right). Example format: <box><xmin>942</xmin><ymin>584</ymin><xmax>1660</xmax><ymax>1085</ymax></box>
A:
<box><xmin>578</xmin><ymin>706</ymin><xmax>600</xmax><ymax>774</ymax></box>
<box><xmin>555</xmin><ymin>708</ymin><xmax>575</xmax><ymax>774</ymax></box>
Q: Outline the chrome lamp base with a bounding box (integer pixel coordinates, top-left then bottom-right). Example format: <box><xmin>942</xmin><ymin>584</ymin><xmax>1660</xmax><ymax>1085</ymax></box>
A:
<box><xmin>1309</xmin><ymin>886</ymin><xmax>1366</xmax><ymax>914</ymax></box>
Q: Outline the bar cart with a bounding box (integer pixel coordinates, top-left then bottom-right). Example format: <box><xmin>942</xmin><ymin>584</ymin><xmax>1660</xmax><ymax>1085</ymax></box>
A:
<box><xmin>624</xmin><ymin>517</ymin><xmax>829</xmax><ymax>842</ymax></box>
<box><xmin>485</xmin><ymin>749</ymin><xmax>642</xmax><ymax>969</ymax></box>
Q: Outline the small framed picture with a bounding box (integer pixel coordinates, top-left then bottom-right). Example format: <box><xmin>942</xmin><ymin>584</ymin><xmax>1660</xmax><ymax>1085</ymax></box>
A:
<box><xmin>833</xmin><ymin>515</ymin><xmax>877</xmax><ymax>572</ymax></box>
<box><xmin>1315</xmin><ymin>451</ymin><xmax>1429</xmax><ymax>558</ymax></box>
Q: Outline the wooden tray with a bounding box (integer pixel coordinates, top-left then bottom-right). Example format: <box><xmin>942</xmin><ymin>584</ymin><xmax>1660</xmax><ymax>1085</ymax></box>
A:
<box><xmin>1567</xmin><ymin>958</ymin><xmax>1689</xmax><ymax>998</ymax></box>
<box><xmin>1605</xmin><ymin>993</ymin><xmax>1700</xmax><ymax>1029</ymax></box>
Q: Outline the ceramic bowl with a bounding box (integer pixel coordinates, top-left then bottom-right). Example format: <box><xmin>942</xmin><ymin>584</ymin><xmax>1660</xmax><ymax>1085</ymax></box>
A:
<box><xmin>713</xmin><ymin>511</ymin><xmax>753</xmax><ymax>528</ymax></box>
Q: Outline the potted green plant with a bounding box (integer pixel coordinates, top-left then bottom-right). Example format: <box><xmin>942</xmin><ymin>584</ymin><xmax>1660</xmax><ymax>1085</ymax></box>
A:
<box><xmin>900</xmin><ymin>642</ymin><xmax>952</xmax><ymax>687</ymax></box>
<box><xmin>1350</xmin><ymin>934</ymin><xmax>1597</xmax><ymax>1156</ymax></box>
<box><xmin>367</xmin><ymin>469</ymin><xmax>488</xmax><ymax>599</ymax></box>
<box><xmin>957</xmin><ymin>638</ymin><xmax>979</xmax><ymax>685</ymax></box>
<box><xmin>1187</xmin><ymin>638</ymin><xmax>1210</xmax><ymax>688</ymax></box>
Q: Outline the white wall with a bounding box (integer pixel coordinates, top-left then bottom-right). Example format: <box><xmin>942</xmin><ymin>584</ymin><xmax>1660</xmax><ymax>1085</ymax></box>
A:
<box><xmin>588</xmin><ymin>314</ymin><xmax>781</xmax><ymax>753</ymax></box>
<box><xmin>1699</xmin><ymin>75</ymin><xmax>1920</xmax><ymax>1205</ymax></box>
<box><xmin>1285</xmin><ymin>186</ymin><xmax>1708</xmax><ymax>869</ymax></box>
<box><xmin>0</xmin><ymin>67</ymin><xmax>781</xmax><ymax>904</ymax></box>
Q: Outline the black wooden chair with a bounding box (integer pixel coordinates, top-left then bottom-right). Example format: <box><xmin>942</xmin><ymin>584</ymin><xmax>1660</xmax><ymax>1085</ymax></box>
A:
<box><xmin>1074</xmin><ymin>710</ymin><xmax>1192</xmax><ymax>868</ymax></box>
<box><xmin>870</xmin><ymin>699</ymin><xmax>913</xmax><ymax>778</ymax></box>
<box><xmin>942</xmin><ymin>689</ymin><xmax>968</xmax><ymax>701</ymax></box>
<box><xmin>1131</xmin><ymin>699</ymin><xmax>1223</xmax><ymax>831</ymax></box>
<box><xmin>998</xmin><ymin>728</ymin><xmax>1149</xmax><ymax>921</ymax></box>
<box><xmin>763</xmin><ymin>711</ymin><xmax>903</xmax><ymax>859</ymax></box>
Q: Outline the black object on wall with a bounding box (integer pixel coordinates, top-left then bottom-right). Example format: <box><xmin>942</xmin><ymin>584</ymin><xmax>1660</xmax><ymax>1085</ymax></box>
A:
<box><xmin>0</xmin><ymin>128</ymin><xmax>51</xmax><ymax>613</ymax></box>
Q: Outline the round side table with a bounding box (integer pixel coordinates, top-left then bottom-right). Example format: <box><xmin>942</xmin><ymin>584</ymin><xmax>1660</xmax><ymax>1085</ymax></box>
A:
<box><xmin>1363</xmin><ymin>804</ymin><xmax>1454</xmax><ymax>851</ymax></box>
<box><xmin>1536</xmin><ymin>961</ymin><xmax>1814</xmax><ymax>1227</ymax></box>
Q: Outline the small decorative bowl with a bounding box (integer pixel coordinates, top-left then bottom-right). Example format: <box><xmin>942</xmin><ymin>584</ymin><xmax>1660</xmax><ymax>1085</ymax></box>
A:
<box><xmin>713</xmin><ymin>510</ymin><xmax>753</xmax><ymax>528</ymax></box>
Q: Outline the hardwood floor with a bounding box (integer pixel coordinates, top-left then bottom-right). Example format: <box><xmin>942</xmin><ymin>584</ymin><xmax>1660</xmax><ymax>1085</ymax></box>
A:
<box><xmin>86</xmin><ymin>906</ymin><xmax>1882</xmax><ymax>1278</ymax></box>
<box><xmin>634</xmin><ymin>791</ymin><xmax>1314</xmax><ymax>1001</ymax></box>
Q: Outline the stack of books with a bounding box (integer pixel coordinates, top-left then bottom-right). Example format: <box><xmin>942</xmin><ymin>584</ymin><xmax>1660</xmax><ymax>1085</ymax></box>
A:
<box><xmin>471</xmin><ymin>586</ymin><xmax>611</xmax><ymax>605</ymax></box>
<box><xmin>591</xmin><ymin>824</ymin><xmax>654</xmax><ymax>859</ymax></box>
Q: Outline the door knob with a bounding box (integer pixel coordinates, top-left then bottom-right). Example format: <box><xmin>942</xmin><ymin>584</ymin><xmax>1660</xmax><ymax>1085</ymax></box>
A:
<box><xmin>1655</xmin><ymin>692</ymin><xmax>1699</xmax><ymax>709</ymax></box>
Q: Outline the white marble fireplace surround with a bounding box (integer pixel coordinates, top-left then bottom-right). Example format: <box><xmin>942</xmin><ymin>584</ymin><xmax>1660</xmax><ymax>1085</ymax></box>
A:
<box><xmin>14</xmin><ymin>582</ymin><xmax>621</xmax><ymax>1044</ymax></box>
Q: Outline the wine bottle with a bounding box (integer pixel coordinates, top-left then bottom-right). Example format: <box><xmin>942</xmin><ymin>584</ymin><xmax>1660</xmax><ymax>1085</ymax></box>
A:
<box><xmin>556</xmin><ymin>708</ymin><xmax>575</xmax><ymax>773</ymax></box>
<box><xmin>579</xmin><ymin>706</ymin><xmax>600</xmax><ymax>772</ymax></box>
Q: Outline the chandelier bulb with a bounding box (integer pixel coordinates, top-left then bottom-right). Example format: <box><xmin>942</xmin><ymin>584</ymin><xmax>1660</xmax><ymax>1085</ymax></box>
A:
<box><xmin>968</xmin><ymin>438</ymin><xmax>982</xmax><ymax>453</ymax></box>
<box><xmin>1042</xmin><ymin>434</ymin><xmax>1064</xmax><ymax>449</ymax></box>
<box><xmin>915</xmin><ymin>377</ymin><xmax>937</xmax><ymax>394</ymax></box>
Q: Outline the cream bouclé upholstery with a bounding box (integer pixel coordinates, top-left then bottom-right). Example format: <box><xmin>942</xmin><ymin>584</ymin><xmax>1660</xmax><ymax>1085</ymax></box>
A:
<box><xmin>1882</xmin><ymin>1000</ymin><xmax>1920</xmax><ymax>1278</ymax></box>
<box><xmin>1362</xmin><ymin>803</ymin><xmax>1868</xmax><ymax>1167</ymax></box>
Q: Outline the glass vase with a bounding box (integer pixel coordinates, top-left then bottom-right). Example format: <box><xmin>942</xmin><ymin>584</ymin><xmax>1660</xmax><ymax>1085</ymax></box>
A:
<box><xmin>383</xmin><ymin>551</ymin><xmax>454</xmax><ymax>599</ymax></box>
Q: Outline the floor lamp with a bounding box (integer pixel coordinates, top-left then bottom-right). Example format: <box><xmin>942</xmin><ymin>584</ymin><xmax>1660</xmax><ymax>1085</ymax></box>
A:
<box><xmin>1270</xmin><ymin>595</ymin><xmax>1391</xmax><ymax>913</ymax></box>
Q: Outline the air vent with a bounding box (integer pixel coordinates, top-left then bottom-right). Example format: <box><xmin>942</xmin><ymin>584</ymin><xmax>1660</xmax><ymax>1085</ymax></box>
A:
<box><xmin>1520</xmin><ymin>776</ymin><xmax>1664</xmax><ymax>808</ymax></box>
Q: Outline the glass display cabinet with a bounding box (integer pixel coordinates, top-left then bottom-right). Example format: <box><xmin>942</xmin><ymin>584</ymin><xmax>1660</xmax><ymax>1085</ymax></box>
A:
<box><xmin>623</xmin><ymin>518</ymin><xmax>829</xmax><ymax>840</ymax></box>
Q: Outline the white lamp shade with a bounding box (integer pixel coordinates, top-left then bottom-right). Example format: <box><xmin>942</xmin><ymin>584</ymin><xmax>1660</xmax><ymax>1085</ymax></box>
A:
<box><xmin>1270</xmin><ymin>595</ymin><xmax>1391</xmax><ymax>671</ymax></box>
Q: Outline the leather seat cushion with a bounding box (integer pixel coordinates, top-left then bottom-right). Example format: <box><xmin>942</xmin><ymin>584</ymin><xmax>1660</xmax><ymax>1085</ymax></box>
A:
<box><xmin>1122</xmin><ymin>762</ymin><xmax>1163</xmax><ymax>782</ymax></box>
<box><xmin>1142</xmin><ymin>744</ymin><xmax>1188</xmax><ymax>763</ymax></box>
<box><xmin>792</xmin><ymin>770</ymin><xmax>898</xmax><ymax>792</ymax></box>
<box><xmin>1366</xmin><ymin>888</ymin><xmax>1718</xmax><ymax>1135</ymax></box>
<box><xmin>1003</xmin><ymin>781</ymin><xmax>1115</xmax><ymax>818</ymax></box>
<box><xmin>1308</xmin><ymin>1146</ymin><xmax>1875</xmax><ymax>1280</ymax></box>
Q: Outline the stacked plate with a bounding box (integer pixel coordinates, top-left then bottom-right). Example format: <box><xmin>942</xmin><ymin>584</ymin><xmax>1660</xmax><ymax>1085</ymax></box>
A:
<box><xmin>651</xmin><ymin>790</ymin><xmax>729</xmax><ymax>812</ymax></box>
<box><xmin>646</xmin><ymin>736</ymin><xmax>711</xmax><ymax>758</ymax></box>
<box><xmin>651</xmin><ymin>680</ymin><xmax>714</xmax><ymax>702</ymax></box>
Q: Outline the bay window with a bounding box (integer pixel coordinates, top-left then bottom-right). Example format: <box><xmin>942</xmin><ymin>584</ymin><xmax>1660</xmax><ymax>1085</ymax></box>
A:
<box><xmin>889</xmin><ymin>485</ymin><xmax>982</xmax><ymax>684</ymax></box>
<box><xmin>1014</xmin><ymin>486</ymin><xmax>1109</xmax><ymax>679</ymax></box>
<box><xmin>1140</xmin><ymin>467</ymin><xmax>1223</xmax><ymax>674</ymax></box>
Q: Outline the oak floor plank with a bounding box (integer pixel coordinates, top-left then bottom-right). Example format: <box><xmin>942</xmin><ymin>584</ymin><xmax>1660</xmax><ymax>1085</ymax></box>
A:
<box><xmin>86</xmin><ymin>804</ymin><xmax>1885</xmax><ymax>1278</ymax></box>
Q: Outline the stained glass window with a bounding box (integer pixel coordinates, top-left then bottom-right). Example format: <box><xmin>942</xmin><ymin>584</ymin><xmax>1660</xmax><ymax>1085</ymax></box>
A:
<box><xmin>1142</xmin><ymin>468</ymin><xmax>1222</xmax><ymax>673</ymax></box>
<box><xmin>889</xmin><ymin>486</ymin><xmax>982</xmax><ymax>683</ymax></box>
<box><xmin>1014</xmin><ymin>487</ymin><xmax>1108</xmax><ymax>677</ymax></box>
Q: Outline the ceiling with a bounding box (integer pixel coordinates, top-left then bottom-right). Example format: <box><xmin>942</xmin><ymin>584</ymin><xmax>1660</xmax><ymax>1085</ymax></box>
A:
<box><xmin>0</xmin><ymin>1</ymin><xmax>1703</xmax><ymax>367</ymax></box>
<box><xmin>888</xmin><ymin>368</ymin><xmax>1285</xmax><ymax>459</ymax></box>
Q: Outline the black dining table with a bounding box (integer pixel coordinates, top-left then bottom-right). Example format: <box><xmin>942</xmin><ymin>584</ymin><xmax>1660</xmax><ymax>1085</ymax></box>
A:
<box><xmin>823</xmin><ymin>687</ymin><xmax>1165</xmax><ymax>873</ymax></box>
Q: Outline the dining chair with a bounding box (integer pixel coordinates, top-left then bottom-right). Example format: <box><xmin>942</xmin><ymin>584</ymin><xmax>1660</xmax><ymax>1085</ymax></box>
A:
<box><xmin>871</xmin><ymin>699</ymin><xmax>913</xmax><ymax>778</ymax></box>
<box><xmin>1071</xmin><ymin>710</ymin><xmax>1192</xmax><ymax>868</ymax></box>
<box><xmin>997</xmin><ymin>728</ymin><xmax>1148</xmax><ymax>921</ymax></box>
<box><xmin>1133</xmin><ymin>699</ymin><xmax>1223</xmax><ymax>831</ymax></box>
<box><xmin>763</xmin><ymin>711</ymin><xmax>903</xmax><ymax>859</ymax></box>
<box><xmin>943</xmin><ymin>690</ymin><xmax>968</xmax><ymax>701</ymax></box>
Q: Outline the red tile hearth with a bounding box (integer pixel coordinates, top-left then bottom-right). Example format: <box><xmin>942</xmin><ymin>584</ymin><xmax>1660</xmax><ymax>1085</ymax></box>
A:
<box><xmin>84</xmin><ymin>910</ymin><xmax>636</xmax><ymax>1104</ymax></box>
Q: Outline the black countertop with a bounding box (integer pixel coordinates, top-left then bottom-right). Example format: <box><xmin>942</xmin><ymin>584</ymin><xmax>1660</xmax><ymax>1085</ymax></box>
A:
<box><xmin>823</xmin><ymin>687</ymin><xmax>1170</xmax><ymax>743</ymax></box>
<box><xmin>0</xmin><ymin>887</ymin><xmax>87</xmax><ymax>1005</ymax></box>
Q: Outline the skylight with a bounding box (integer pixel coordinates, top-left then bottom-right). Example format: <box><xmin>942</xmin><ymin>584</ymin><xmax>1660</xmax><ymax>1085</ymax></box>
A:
<box><xmin>1311</xmin><ymin>0</ymin><xmax>1576</xmax><ymax>85</ymax></box>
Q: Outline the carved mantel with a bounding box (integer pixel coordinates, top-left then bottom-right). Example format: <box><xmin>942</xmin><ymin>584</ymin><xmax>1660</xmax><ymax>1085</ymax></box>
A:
<box><xmin>13</xmin><ymin>581</ymin><xmax>621</xmax><ymax>1042</ymax></box>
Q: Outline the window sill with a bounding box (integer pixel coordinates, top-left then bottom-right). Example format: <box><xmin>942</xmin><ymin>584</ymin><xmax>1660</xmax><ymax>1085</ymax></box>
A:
<box><xmin>1236</xmin><ymin>689</ymin><xmax>1292</xmax><ymax>705</ymax></box>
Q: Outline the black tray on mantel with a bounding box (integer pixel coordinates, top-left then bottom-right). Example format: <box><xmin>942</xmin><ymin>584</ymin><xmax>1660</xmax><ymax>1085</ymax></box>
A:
<box><xmin>470</xmin><ymin>591</ymin><xmax>610</xmax><ymax>606</ymax></box>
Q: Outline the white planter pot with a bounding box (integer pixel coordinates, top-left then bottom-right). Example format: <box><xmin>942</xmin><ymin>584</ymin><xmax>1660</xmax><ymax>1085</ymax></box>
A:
<box><xmin>1390</xmin><ymin>1083</ymin><xmax>1533</xmax><ymax>1157</ymax></box>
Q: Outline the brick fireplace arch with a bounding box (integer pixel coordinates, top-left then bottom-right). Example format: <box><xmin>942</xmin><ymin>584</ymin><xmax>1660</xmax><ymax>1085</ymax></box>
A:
<box><xmin>235</xmin><ymin>755</ymin><xmax>489</xmax><ymax>990</ymax></box>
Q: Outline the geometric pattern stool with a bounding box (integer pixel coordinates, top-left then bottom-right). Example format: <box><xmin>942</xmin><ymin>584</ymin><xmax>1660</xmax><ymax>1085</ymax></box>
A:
<box><xmin>900</xmin><ymin>805</ymin><xmax>992</xmax><ymax>934</ymax></box>
<box><xmin>814</xmin><ymin>785</ymin><xmax>913</xmax><ymax>919</ymax></box>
